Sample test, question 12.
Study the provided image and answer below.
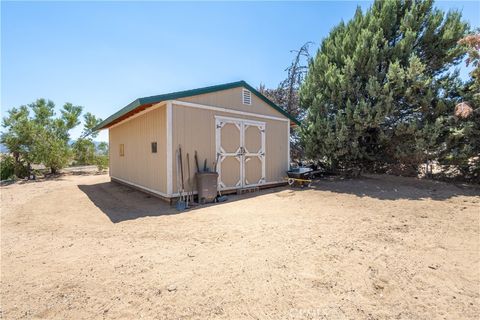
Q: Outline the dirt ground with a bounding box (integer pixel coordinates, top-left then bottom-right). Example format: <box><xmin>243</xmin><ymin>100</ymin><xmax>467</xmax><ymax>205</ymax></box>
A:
<box><xmin>1</xmin><ymin>172</ymin><xmax>479</xmax><ymax>319</ymax></box>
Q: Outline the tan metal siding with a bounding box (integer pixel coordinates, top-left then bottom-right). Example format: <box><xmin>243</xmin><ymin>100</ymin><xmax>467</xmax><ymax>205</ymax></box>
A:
<box><xmin>178</xmin><ymin>87</ymin><xmax>285</xmax><ymax>118</ymax></box>
<box><xmin>109</xmin><ymin>105</ymin><xmax>167</xmax><ymax>194</ymax></box>
<box><xmin>171</xmin><ymin>103</ymin><xmax>288</xmax><ymax>193</ymax></box>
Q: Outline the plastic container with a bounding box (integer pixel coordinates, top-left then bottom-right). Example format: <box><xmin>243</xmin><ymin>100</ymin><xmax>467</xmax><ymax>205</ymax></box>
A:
<box><xmin>196</xmin><ymin>172</ymin><xmax>218</xmax><ymax>204</ymax></box>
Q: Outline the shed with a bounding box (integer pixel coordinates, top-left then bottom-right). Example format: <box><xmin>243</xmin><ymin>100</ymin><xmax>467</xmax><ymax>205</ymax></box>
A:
<box><xmin>94</xmin><ymin>81</ymin><xmax>299</xmax><ymax>202</ymax></box>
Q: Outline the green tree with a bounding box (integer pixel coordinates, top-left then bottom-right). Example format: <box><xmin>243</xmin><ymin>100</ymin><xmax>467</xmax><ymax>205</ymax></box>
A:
<box><xmin>458</xmin><ymin>31</ymin><xmax>480</xmax><ymax>105</ymax></box>
<box><xmin>72</xmin><ymin>138</ymin><xmax>96</xmax><ymax>165</ymax></box>
<box><xmin>1</xmin><ymin>99</ymin><xmax>82</xmax><ymax>175</ymax></box>
<box><xmin>72</xmin><ymin>112</ymin><xmax>102</xmax><ymax>165</ymax></box>
<box><xmin>1</xmin><ymin>155</ymin><xmax>16</xmax><ymax>180</ymax></box>
<box><xmin>94</xmin><ymin>141</ymin><xmax>109</xmax><ymax>171</ymax></box>
<box><xmin>96</xmin><ymin>142</ymin><xmax>109</xmax><ymax>156</ymax></box>
<box><xmin>436</xmin><ymin>31</ymin><xmax>480</xmax><ymax>182</ymax></box>
<box><xmin>72</xmin><ymin>112</ymin><xmax>109</xmax><ymax>172</ymax></box>
<box><xmin>1</xmin><ymin>105</ymin><xmax>36</xmax><ymax>177</ymax></box>
<box><xmin>300</xmin><ymin>0</ymin><xmax>469</xmax><ymax>175</ymax></box>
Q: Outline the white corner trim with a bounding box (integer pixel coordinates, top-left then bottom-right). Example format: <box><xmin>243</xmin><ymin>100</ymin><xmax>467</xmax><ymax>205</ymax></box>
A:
<box><xmin>166</xmin><ymin>101</ymin><xmax>173</xmax><ymax>195</ymax></box>
<box><xmin>108</xmin><ymin>101</ymin><xmax>166</xmax><ymax>130</ymax></box>
<box><xmin>171</xmin><ymin>100</ymin><xmax>289</xmax><ymax>123</ymax></box>
<box><xmin>287</xmin><ymin>119</ymin><xmax>291</xmax><ymax>170</ymax></box>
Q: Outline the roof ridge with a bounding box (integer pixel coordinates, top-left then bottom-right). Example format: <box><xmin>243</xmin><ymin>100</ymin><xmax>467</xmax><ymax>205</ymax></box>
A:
<box><xmin>94</xmin><ymin>80</ymin><xmax>299</xmax><ymax>130</ymax></box>
<box><xmin>138</xmin><ymin>80</ymin><xmax>246</xmax><ymax>104</ymax></box>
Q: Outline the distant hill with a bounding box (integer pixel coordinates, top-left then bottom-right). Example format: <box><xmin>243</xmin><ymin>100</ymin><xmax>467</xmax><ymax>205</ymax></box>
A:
<box><xmin>69</xmin><ymin>140</ymin><xmax>107</xmax><ymax>148</ymax></box>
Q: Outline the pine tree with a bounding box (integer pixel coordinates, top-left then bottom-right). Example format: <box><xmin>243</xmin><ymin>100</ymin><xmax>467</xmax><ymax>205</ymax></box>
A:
<box><xmin>300</xmin><ymin>0</ymin><xmax>469</xmax><ymax>175</ymax></box>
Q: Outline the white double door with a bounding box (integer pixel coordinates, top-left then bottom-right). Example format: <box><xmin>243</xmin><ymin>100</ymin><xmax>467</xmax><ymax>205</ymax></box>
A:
<box><xmin>215</xmin><ymin>116</ymin><xmax>266</xmax><ymax>190</ymax></box>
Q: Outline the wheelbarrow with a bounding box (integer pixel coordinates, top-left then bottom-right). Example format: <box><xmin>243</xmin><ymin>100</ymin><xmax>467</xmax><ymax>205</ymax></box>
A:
<box><xmin>285</xmin><ymin>167</ymin><xmax>322</xmax><ymax>188</ymax></box>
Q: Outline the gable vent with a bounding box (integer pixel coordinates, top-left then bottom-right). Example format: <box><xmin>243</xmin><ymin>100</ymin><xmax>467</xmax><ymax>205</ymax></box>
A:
<box><xmin>242</xmin><ymin>89</ymin><xmax>252</xmax><ymax>105</ymax></box>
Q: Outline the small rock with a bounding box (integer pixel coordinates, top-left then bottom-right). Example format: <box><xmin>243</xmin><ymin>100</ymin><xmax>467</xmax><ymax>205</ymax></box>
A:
<box><xmin>373</xmin><ymin>281</ymin><xmax>385</xmax><ymax>290</ymax></box>
<box><xmin>428</xmin><ymin>264</ymin><xmax>439</xmax><ymax>270</ymax></box>
<box><xmin>187</xmin><ymin>253</ymin><xmax>195</xmax><ymax>258</ymax></box>
<box><xmin>167</xmin><ymin>284</ymin><xmax>177</xmax><ymax>292</ymax></box>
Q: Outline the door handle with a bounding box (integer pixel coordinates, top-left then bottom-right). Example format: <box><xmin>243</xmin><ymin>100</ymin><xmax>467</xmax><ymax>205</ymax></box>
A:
<box><xmin>237</xmin><ymin>147</ymin><xmax>245</xmax><ymax>156</ymax></box>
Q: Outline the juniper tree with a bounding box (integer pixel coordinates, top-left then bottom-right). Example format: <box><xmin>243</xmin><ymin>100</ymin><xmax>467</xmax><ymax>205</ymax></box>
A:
<box><xmin>300</xmin><ymin>0</ymin><xmax>469</xmax><ymax>174</ymax></box>
<box><xmin>437</xmin><ymin>31</ymin><xmax>480</xmax><ymax>182</ymax></box>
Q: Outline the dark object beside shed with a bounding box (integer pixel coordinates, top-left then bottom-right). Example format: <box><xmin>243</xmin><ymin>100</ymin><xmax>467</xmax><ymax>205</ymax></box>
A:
<box><xmin>196</xmin><ymin>172</ymin><xmax>218</xmax><ymax>204</ymax></box>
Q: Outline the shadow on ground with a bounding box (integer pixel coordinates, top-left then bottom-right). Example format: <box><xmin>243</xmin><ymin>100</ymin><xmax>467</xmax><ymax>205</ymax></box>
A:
<box><xmin>308</xmin><ymin>174</ymin><xmax>480</xmax><ymax>201</ymax></box>
<box><xmin>78</xmin><ymin>182</ymin><xmax>179</xmax><ymax>223</ymax></box>
<box><xmin>79</xmin><ymin>174</ymin><xmax>479</xmax><ymax>223</ymax></box>
<box><xmin>78</xmin><ymin>180</ymin><xmax>284</xmax><ymax>223</ymax></box>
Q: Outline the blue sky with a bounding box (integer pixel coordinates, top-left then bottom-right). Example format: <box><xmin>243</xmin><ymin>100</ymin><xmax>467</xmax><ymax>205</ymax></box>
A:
<box><xmin>2</xmin><ymin>1</ymin><xmax>479</xmax><ymax>142</ymax></box>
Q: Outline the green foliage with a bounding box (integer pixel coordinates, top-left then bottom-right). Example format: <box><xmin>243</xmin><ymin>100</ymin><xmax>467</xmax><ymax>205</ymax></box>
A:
<box><xmin>94</xmin><ymin>142</ymin><xmax>109</xmax><ymax>172</ymax></box>
<box><xmin>438</xmin><ymin>110</ymin><xmax>480</xmax><ymax>182</ymax></box>
<box><xmin>73</xmin><ymin>139</ymin><xmax>96</xmax><ymax>165</ymax></box>
<box><xmin>458</xmin><ymin>31</ymin><xmax>480</xmax><ymax>102</ymax></box>
<box><xmin>1</xmin><ymin>99</ymin><xmax>83</xmax><ymax>175</ymax></box>
<box><xmin>96</xmin><ymin>142</ymin><xmax>109</xmax><ymax>156</ymax></box>
<box><xmin>72</xmin><ymin>113</ymin><xmax>104</xmax><ymax>167</ymax></box>
<box><xmin>1</xmin><ymin>106</ymin><xmax>36</xmax><ymax>171</ymax></box>
<box><xmin>81</xmin><ymin>112</ymin><xmax>101</xmax><ymax>139</ymax></box>
<box><xmin>300</xmin><ymin>0</ymin><xmax>472</xmax><ymax>177</ymax></box>
<box><xmin>95</xmin><ymin>154</ymin><xmax>109</xmax><ymax>172</ymax></box>
<box><xmin>1</xmin><ymin>155</ymin><xmax>15</xmax><ymax>180</ymax></box>
<box><xmin>35</xmin><ymin>134</ymin><xmax>72</xmax><ymax>174</ymax></box>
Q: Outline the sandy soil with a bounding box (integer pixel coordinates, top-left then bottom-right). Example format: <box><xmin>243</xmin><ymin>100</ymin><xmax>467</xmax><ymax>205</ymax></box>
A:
<box><xmin>1</xmin><ymin>172</ymin><xmax>479</xmax><ymax>319</ymax></box>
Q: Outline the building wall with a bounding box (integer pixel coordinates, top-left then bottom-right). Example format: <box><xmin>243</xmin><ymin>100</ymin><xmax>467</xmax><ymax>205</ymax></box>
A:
<box><xmin>109</xmin><ymin>104</ymin><xmax>168</xmax><ymax>195</ymax></box>
<box><xmin>178</xmin><ymin>86</ymin><xmax>286</xmax><ymax>118</ymax></box>
<box><xmin>171</xmin><ymin>103</ymin><xmax>289</xmax><ymax>194</ymax></box>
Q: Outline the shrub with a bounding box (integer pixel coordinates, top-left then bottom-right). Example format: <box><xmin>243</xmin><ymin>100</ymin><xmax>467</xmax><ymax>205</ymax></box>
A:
<box><xmin>1</xmin><ymin>155</ymin><xmax>16</xmax><ymax>180</ymax></box>
<box><xmin>95</xmin><ymin>155</ymin><xmax>108</xmax><ymax>172</ymax></box>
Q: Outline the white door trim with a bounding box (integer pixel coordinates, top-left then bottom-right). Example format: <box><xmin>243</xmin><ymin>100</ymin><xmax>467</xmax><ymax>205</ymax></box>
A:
<box><xmin>215</xmin><ymin>117</ymin><xmax>243</xmax><ymax>189</ymax></box>
<box><xmin>242</xmin><ymin>121</ymin><xmax>266</xmax><ymax>187</ymax></box>
<box><xmin>215</xmin><ymin>115</ymin><xmax>266</xmax><ymax>191</ymax></box>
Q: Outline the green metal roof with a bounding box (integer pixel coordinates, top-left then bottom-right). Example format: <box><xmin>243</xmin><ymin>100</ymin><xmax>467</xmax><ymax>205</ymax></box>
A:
<box><xmin>94</xmin><ymin>80</ymin><xmax>300</xmax><ymax>130</ymax></box>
